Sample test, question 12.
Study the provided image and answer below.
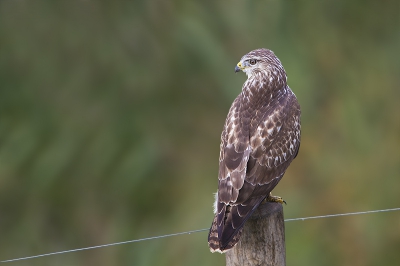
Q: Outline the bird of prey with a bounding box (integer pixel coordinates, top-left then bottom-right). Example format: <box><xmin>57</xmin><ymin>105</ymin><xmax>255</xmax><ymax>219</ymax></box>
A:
<box><xmin>208</xmin><ymin>48</ymin><xmax>301</xmax><ymax>253</ymax></box>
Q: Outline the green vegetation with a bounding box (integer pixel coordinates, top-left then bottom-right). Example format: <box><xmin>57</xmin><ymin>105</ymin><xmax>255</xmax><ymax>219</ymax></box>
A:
<box><xmin>0</xmin><ymin>1</ymin><xmax>399</xmax><ymax>265</ymax></box>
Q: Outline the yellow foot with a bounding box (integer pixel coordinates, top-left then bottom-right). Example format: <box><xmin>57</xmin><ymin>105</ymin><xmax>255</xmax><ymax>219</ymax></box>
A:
<box><xmin>266</xmin><ymin>193</ymin><xmax>287</xmax><ymax>205</ymax></box>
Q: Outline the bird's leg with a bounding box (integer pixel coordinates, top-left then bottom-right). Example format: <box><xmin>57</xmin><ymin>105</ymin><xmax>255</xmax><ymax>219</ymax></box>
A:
<box><xmin>266</xmin><ymin>192</ymin><xmax>287</xmax><ymax>205</ymax></box>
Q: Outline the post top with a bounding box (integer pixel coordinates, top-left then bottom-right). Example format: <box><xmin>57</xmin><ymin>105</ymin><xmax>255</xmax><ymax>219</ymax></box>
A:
<box><xmin>250</xmin><ymin>202</ymin><xmax>284</xmax><ymax>220</ymax></box>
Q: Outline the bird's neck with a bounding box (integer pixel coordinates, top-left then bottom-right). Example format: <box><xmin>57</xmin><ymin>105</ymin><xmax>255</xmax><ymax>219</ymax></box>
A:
<box><xmin>241</xmin><ymin>71</ymin><xmax>287</xmax><ymax>108</ymax></box>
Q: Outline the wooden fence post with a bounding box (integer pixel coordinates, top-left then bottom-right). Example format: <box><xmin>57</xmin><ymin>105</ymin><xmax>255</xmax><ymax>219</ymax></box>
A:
<box><xmin>225</xmin><ymin>202</ymin><xmax>285</xmax><ymax>266</ymax></box>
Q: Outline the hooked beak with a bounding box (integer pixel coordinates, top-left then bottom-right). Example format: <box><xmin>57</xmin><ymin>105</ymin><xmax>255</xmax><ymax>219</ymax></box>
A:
<box><xmin>235</xmin><ymin>62</ymin><xmax>243</xmax><ymax>73</ymax></box>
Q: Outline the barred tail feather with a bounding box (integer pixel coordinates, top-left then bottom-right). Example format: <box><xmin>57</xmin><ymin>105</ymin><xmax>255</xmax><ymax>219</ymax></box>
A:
<box><xmin>208</xmin><ymin>213</ymin><xmax>244</xmax><ymax>253</ymax></box>
<box><xmin>208</xmin><ymin>214</ymin><xmax>221</xmax><ymax>253</ymax></box>
<box><xmin>208</xmin><ymin>196</ymin><xmax>266</xmax><ymax>253</ymax></box>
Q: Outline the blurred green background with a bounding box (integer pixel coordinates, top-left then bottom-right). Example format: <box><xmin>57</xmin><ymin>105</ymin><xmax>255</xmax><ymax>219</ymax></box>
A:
<box><xmin>1</xmin><ymin>1</ymin><xmax>399</xmax><ymax>265</ymax></box>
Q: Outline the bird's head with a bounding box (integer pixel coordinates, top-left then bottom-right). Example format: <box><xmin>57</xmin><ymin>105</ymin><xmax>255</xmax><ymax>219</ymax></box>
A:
<box><xmin>235</xmin><ymin>48</ymin><xmax>287</xmax><ymax>84</ymax></box>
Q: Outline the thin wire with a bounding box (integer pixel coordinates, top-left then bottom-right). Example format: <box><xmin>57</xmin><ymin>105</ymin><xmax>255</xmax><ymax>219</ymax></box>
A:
<box><xmin>0</xmin><ymin>229</ymin><xmax>209</xmax><ymax>263</ymax></box>
<box><xmin>284</xmin><ymin>207</ymin><xmax>400</xmax><ymax>222</ymax></box>
<box><xmin>1</xmin><ymin>207</ymin><xmax>399</xmax><ymax>263</ymax></box>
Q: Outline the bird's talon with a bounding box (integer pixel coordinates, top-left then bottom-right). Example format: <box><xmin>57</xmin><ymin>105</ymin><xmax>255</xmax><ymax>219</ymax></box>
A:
<box><xmin>266</xmin><ymin>193</ymin><xmax>287</xmax><ymax>205</ymax></box>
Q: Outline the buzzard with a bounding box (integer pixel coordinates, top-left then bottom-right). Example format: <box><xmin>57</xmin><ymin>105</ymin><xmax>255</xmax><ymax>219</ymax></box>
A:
<box><xmin>208</xmin><ymin>48</ymin><xmax>301</xmax><ymax>253</ymax></box>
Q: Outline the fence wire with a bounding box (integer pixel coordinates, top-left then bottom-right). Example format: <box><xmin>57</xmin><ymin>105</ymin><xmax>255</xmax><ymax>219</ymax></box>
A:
<box><xmin>1</xmin><ymin>207</ymin><xmax>400</xmax><ymax>263</ymax></box>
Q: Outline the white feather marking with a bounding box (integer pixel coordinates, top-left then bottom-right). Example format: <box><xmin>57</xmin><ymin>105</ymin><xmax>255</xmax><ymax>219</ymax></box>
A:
<box><xmin>213</xmin><ymin>191</ymin><xmax>219</xmax><ymax>214</ymax></box>
<box><xmin>267</xmin><ymin>128</ymin><xmax>274</xmax><ymax>135</ymax></box>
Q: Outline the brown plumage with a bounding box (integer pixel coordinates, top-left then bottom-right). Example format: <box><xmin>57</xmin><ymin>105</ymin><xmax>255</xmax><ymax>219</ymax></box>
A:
<box><xmin>208</xmin><ymin>48</ymin><xmax>301</xmax><ymax>253</ymax></box>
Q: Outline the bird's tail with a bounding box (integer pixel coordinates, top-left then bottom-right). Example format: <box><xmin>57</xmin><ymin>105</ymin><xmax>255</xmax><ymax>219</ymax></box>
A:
<box><xmin>207</xmin><ymin>214</ymin><xmax>243</xmax><ymax>253</ymax></box>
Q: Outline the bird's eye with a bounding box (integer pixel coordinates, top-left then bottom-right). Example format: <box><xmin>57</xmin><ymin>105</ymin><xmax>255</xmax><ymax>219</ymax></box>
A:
<box><xmin>249</xmin><ymin>59</ymin><xmax>257</xmax><ymax>65</ymax></box>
